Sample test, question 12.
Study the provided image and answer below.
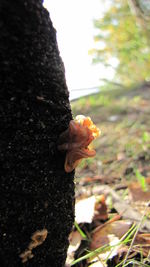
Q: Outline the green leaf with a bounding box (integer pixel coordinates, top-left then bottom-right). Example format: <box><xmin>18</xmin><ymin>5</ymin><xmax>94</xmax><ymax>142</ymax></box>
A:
<box><xmin>135</xmin><ymin>169</ymin><xmax>148</xmax><ymax>192</ymax></box>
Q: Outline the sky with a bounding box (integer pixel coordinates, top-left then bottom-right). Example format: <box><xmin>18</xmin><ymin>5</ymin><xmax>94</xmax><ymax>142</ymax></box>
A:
<box><xmin>43</xmin><ymin>0</ymin><xmax>114</xmax><ymax>99</ymax></box>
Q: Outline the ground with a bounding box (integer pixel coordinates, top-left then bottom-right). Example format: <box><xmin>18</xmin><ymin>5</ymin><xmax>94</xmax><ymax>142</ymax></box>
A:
<box><xmin>72</xmin><ymin>83</ymin><xmax>150</xmax><ymax>188</ymax></box>
<box><xmin>67</xmin><ymin>83</ymin><xmax>150</xmax><ymax>267</ymax></box>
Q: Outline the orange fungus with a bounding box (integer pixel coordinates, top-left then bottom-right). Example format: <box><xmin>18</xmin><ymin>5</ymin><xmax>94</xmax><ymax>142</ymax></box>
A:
<box><xmin>58</xmin><ymin>115</ymin><xmax>100</xmax><ymax>172</ymax></box>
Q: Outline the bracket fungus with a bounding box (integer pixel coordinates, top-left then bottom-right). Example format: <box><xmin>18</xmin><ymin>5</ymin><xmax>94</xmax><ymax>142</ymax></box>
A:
<box><xmin>58</xmin><ymin>115</ymin><xmax>100</xmax><ymax>172</ymax></box>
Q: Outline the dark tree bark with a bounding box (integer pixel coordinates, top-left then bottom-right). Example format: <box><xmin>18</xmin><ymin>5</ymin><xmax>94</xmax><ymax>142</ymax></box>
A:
<box><xmin>0</xmin><ymin>1</ymin><xmax>74</xmax><ymax>266</ymax></box>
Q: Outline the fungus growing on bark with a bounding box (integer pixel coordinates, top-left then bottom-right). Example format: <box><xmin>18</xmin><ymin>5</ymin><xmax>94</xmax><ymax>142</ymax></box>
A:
<box><xmin>20</xmin><ymin>229</ymin><xmax>48</xmax><ymax>263</ymax></box>
<box><xmin>58</xmin><ymin>115</ymin><xmax>100</xmax><ymax>172</ymax></box>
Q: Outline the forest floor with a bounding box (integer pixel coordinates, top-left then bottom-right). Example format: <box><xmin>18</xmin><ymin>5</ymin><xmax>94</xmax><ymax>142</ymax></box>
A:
<box><xmin>66</xmin><ymin>83</ymin><xmax>150</xmax><ymax>267</ymax></box>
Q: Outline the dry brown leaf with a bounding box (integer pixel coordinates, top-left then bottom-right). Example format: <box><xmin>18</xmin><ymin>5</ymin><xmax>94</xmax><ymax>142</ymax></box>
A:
<box><xmin>109</xmin><ymin>187</ymin><xmax>150</xmax><ymax>231</ymax></box>
<box><xmin>133</xmin><ymin>233</ymin><xmax>150</xmax><ymax>257</ymax></box>
<box><xmin>91</xmin><ymin>220</ymin><xmax>132</xmax><ymax>250</ymax></box>
<box><xmin>93</xmin><ymin>214</ymin><xmax>122</xmax><ymax>235</ymax></box>
<box><xmin>136</xmin><ymin>233</ymin><xmax>150</xmax><ymax>243</ymax></box>
<box><xmin>88</xmin><ymin>220</ymin><xmax>131</xmax><ymax>267</ymax></box>
<box><xmin>66</xmin><ymin>231</ymin><xmax>83</xmax><ymax>265</ymax></box>
<box><xmin>94</xmin><ymin>195</ymin><xmax>108</xmax><ymax>221</ymax></box>
<box><xmin>80</xmin><ymin>175</ymin><xmax>107</xmax><ymax>184</ymax></box>
<box><xmin>129</xmin><ymin>181</ymin><xmax>150</xmax><ymax>202</ymax></box>
<box><xmin>89</xmin><ymin>235</ymin><xmax>123</xmax><ymax>266</ymax></box>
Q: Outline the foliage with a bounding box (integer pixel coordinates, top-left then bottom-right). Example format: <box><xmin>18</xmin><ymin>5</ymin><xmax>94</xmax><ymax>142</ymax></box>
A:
<box><xmin>91</xmin><ymin>0</ymin><xmax>150</xmax><ymax>86</ymax></box>
<box><xmin>69</xmin><ymin>79</ymin><xmax>150</xmax><ymax>267</ymax></box>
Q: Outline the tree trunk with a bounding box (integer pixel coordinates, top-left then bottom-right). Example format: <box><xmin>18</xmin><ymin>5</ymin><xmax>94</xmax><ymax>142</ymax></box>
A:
<box><xmin>0</xmin><ymin>1</ymin><xmax>75</xmax><ymax>266</ymax></box>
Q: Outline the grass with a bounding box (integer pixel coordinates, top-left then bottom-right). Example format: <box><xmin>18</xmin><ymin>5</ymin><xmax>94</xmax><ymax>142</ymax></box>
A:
<box><xmin>134</xmin><ymin>169</ymin><xmax>148</xmax><ymax>192</ymax></box>
<box><xmin>74</xmin><ymin>221</ymin><xmax>87</xmax><ymax>240</ymax></box>
<box><xmin>69</xmin><ymin>85</ymin><xmax>150</xmax><ymax>266</ymax></box>
<box><xmin>71</xmin><ymin>224</ymin><xmax>137</xmax><ymax>266</ymax></box>
<box><xmin>71</xmin><ymin>207</ymin><xmax>150</xmax><ymax>266</ymax></box>
<box><xmin>71</xmin><ymin>85</ymin><xmax>150</xmax><ymax>184</ymax></box>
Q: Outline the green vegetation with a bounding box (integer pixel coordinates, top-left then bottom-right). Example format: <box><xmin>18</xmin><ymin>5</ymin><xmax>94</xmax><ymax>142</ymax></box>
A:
<box><xmin>74</xmin><ymin>222</ymin><xmax>87</xmax><ymax>240</ymax></box>
<box><xmin>90</xmin><ymin>0</ymin><xmax>150</xmax><ymax>87</ymax></box>
<box><xmin>70</xmin><ymin>84</ymin><xmax>150</xmax><ymax>267</ymax></box>
<box><xmin>71</xmin><ymin>85</ymin><xmax>150</xmax><ymax>184</ymax></box>
<box><xmin>135</xmin><ymin>169</ymin><xmax>148</xmax><ymax>192</ymax></box>
<box><xmin>69</xmin><ymin>3</ymin><xmax>150</xmax><ymax>264</ymax></box>
<box><xmin>71</xmin><ymin>84</ymin><xmax>150</xmax><ymax>267</ymax></box>
<box><xmin>71</xmin><ymin>224</ymin><xmax>138</xmax><ymax>266</ymax></box>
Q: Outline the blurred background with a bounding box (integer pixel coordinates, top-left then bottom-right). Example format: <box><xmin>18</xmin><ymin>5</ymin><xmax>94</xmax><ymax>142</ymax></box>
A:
<box><xmin>43</xmin><ymin>2</ymin><xmax>150</xmax><ymax>265</ymax></box>
<box><xmin>42</xmin><ymin>0</ymin><xmax>150</xmax><ymax>188</ymax></box>
<box><xmin>42</xmin><ymin>0</ymin><xmax>150</xmax><ymax>202</ymax></box>
<box><xmin>44</xmin><ymin>0</ymin><xmax>150</xmax><ymax>100</ymax></box>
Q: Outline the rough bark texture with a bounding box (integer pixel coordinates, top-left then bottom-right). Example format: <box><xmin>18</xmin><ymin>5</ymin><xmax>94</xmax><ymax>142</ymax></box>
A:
<box><xmin>0</xmin><ymin>1</ymin><xmax>74</xmax><ymax>266</ymax></box>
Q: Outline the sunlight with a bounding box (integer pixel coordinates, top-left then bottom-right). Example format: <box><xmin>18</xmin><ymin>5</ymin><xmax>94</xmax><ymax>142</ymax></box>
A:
<box><xmin>43</xmin><ymin>0</ymin><xmax>114</xmax><ymax>99</ymax></box>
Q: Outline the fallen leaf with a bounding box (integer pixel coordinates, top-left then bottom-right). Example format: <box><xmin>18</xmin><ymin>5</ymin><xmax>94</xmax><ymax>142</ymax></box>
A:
<box><xmin>91</xmin><ymin>220</ymin><xmax>132</xmax><ymax>250</ymax></box>
<box><xmin>109</xmin><ymin>187</ymin><xmax>150</xmax><ymax>231</ymax></box>
<box><xmin>134</xmin><ymin>233</ymin><xmax>150</xmax><ymax>257</ymax></box>
<box><xmin>93</xmin><ymin>214</ymin><xmax>122</xmax><ymax>235</ymax></box>
<box><xmin>75</xmin><ymin>196</ymin><xmax>96</xmax><ymax>224</ymax></box>
<box><xmin>89</xmin><ymin>234</ymin><xmax>124</xmax><ymax>266</ymax></box>
<box><xmin>79</xmin><ymin>175</ymin><xmax>106</xmax><ymax>184</ymax></box>
<box><xmin>88</xmin><ymin>219</ymin><xmax>131</xmax><ymax>266</ymax></box>
<box><xmin>94</xmin><ymin>195</ymin><xmax>108</xmax><ymax>221</ymax></box>
<box><xmin>129</xmin><ymin>181</ymin><xmax>150</xmax><ymax>202</ymax></box>
<box><xmin>66</xmin><ymin>231</ymin><xmax>82</xmax><ymax>265</ymax></box>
